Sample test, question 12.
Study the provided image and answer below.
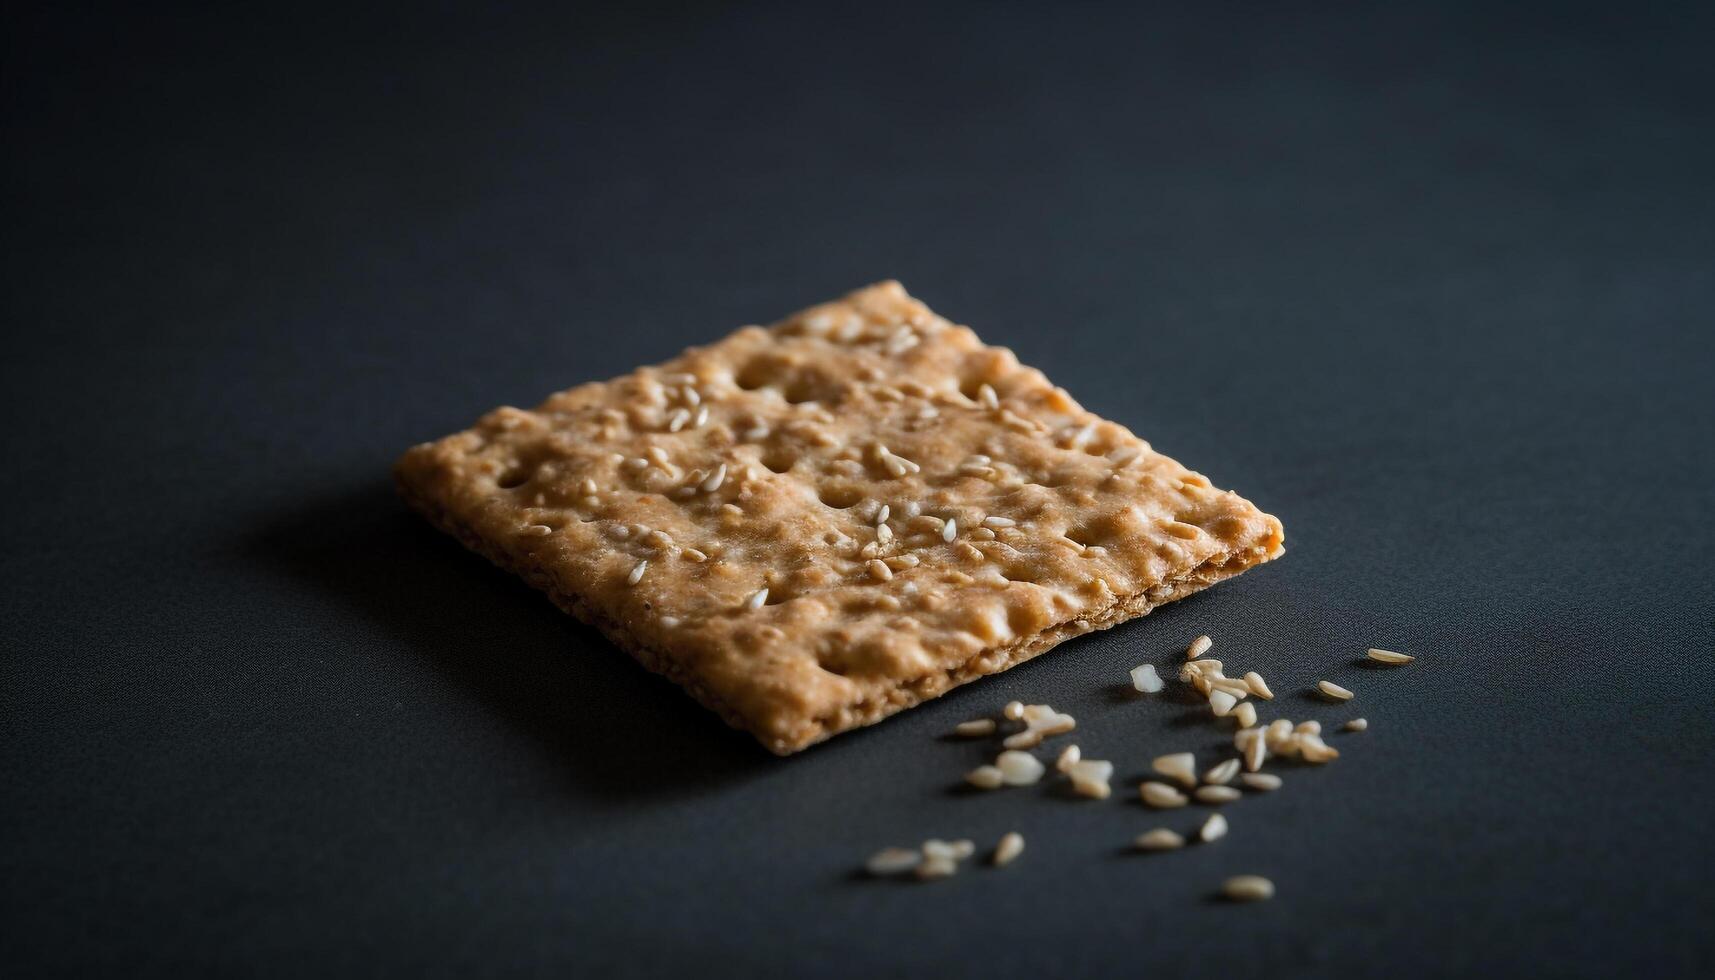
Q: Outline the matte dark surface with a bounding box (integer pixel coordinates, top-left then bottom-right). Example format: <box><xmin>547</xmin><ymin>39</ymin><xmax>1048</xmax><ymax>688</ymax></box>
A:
<box><xmin>4</xmin><ymin>2</ymin><xmax>1714</xmax><ymax>976</ymax></box>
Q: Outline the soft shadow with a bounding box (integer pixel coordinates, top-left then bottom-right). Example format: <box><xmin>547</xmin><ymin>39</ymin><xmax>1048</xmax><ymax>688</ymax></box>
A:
<box><xmin>242</xmin><ymin>481</ymin><xmax>770</xmax><ymax>802</ymax></box>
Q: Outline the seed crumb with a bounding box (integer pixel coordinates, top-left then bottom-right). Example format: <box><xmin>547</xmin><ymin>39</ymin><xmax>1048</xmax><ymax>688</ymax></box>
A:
<box><xmin>1140</xmin><ymin>781</ymin><xmax>1189</xmax><ymax>808</ymax></box>
<box><xmin>993</xmin><ymin>832</ymin><xmax>1025</xmax><ymax>867</ymax></box>
<box><xmin>1222</xmin><ymin>875</ymin><xmax>1274</xmax><ymax>902</ymax></box>
<box><xmin>1134</xmin><ymin>828</ymin><xmax>1185</xmax><ymax>851</ymax></box>
<box><xmin>1198</xmin><ymin>812</ymin><xmax>1229</xmax><ymax>842</ymax></box>
<box><xmin>1317</xmin><ymin>680</ymin><xmax>1355</xmax><ymax>701</ymax></box>
<box><xmin>1130</xmin><ymin>663</ymin><xmax>1163</xmax><ymax>693</ymax></box>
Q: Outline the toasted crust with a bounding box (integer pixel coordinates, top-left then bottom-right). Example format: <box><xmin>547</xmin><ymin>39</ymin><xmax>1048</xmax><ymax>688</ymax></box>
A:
<box><xmin>395</xmin><ymin>282</ymin><xmax>1283</xmax><ymax>753</ymax></box>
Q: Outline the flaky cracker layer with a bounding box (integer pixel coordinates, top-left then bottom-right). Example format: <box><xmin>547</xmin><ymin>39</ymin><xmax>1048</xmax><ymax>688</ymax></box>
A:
<box><xmin>396</xmin><ymin>282</ymin><xmax>1283</xmax><ymax>754</ymax></box>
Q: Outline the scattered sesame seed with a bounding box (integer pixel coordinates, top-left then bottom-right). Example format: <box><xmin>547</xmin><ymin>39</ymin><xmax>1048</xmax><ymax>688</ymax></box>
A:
<box><xmin>1055</xmin><ymin>744</ymin><xmax>1082</xmax><ymax>772</ymax></box>
<box><xmin>993</xmin><ymin>832</ymin><xmax>1025</xmax><ymax>867</ymax></box>
<box><xmin>942</xmin><ymin>519</ymin><xmax>958</xmax><ymax>543</ymax></box>
<box><xmin>1233</xmin><ymin>702</ymin><xmax>1258</xmax><ymax>728</ymax></box>
<box><xmin>1130</xmin><ymin>663</ymin><xmax>1164</xmax><ymax>693</ymax></box>
<box><xmin>1222</xmin><ymin>875</ymin><xmax>1274</xmax><ymax>902</ymax></box>
<box><xmin>1195</xmin><ymin>785</ymin><xmax>1242</xmax><ymax>805</ymax></box>
<box><xmin>1186</xmin><ymin>635</ymin><xmax>1212</xmax><ymax>660</ymax></box>
<box><xmin>1153</xmin><ymin>752</ymin><xmax>1198</xmax><ymax>788</ymax></box>
<box><xmin>1003</xmin><ymin>701</ymin><xmax>1025</xmax><ymax>721</ymax></box>
<box><xmin>955</xmin><ymin>719</ymin><xmax>997</xmax><ymax>737</ymax></box>
<box><xmin>1068</xmin><ymin>759</ymin><xmax>1114</xmax><ymax>799</ymax></box>
<box><xmin>1295</xmin><ymin>720</ymin><xmax>1322</xmax><ymax>735</ymax></box>
<box><xmin>996</xmin><ymin>750</ymin><xmax>1046</xmax><ymax>786</ymax></box>
<box><xmin>626</xmin><ymin>560</ymin><xmax>647</xmax><ymax>585</ymax></box>
<box><xmin>1367</xmin><ymin>648</ymin><xmax>1415</xmax><ymax>665</ymax></box>
<box><xmin>744</xmin><ymin>588</ymin><xmax>768</xmax><ymax>610</ymax></box>
<box><xmin>1135</xmin><ymin>828</ymin><xmax>1185</xmax><ymax>851</ymax></box>
<box><xmin>966</xmin><ymin>765</ymin><xmax>1005</xmax><ymax>789</ymax></box>
<box><xmin>1243</xmin><ymin>671</ymin><xmax>1274</xmax><ymax>700</ymax></box>
<box><xmin>1317</xmin><ymin>680</ymin><xmax>1355</xmax><ymax>701</ymax></box>
<box><xmin>1204</xmin><ymin>759</ymin><xmax>1242</xmax><ymax>785</ymax></box>
<box><xmin>1209</xmin><ymin>690</ymin><xmax>1238</xmax><ymax>717</ymax></box>
<box><xmin>867</xmin><ymin>559</ymin><xmax>893</xmax><ymax>582</ymax></box>
<box><xmin>1298</xmin><ymin>732</ymin><xmax>1340</xmax><ymax>763</ymax></box>
<box><xmin>1141</xmin><ymin>781</ymin><xmax>1190</xmax><ymax>808</ymax></box>
<box><xmin>915</xmin><ymin>855</ymin><xmax>957</xmax><ymax>880</ymax></box>
<box><xmin>1198</xmin><ymin>812</ymin><xmax>1229</xmax><ymax>842</ymax></box>
<box><xmin>1240</xmin><ymin>772</ymin><xmax>1283</xmax><ymax>791</ymax></box>
<box><xmin>1343</xmin><ymin>718</ymin><xmax>1369</xmax><ymax>732</ymax></box>
<box><xmin>866</xmin><ymin>847</ymin><xmax>921</xmax><ymax>876</ymax></box>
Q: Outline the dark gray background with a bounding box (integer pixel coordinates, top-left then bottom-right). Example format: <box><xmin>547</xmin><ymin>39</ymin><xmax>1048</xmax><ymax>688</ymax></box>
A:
<box><xmin>4</xmin><ymin>1</ymin><xmax>1713</xmax><ymax>976</ymax></box>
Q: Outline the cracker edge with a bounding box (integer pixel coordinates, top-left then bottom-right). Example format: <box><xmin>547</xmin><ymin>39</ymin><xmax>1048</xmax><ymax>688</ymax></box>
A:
<box><xmin>396</xmin><ymin>462</ymin><xmax>1281</xmax><ymax>754</ymax></box>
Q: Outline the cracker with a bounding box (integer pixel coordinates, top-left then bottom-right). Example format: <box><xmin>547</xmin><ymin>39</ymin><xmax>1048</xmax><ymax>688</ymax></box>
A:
<box><xmin>395</xmin><ymin>282</ymin><xmax>1284</xmax><ymax>754</ymax></box>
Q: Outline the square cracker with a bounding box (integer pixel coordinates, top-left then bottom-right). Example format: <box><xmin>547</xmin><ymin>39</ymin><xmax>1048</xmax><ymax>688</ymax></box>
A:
<box><xmin>396</xmin><ymin>282</ymin><xmax>1283</xmax><ymax>754</ymax></box>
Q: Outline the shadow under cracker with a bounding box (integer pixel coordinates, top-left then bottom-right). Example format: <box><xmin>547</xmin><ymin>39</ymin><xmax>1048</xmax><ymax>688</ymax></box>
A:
<box><xmin>236</xmin><ymin>480</ymin><xmax>770</xmax><ymax>804</ymax></box>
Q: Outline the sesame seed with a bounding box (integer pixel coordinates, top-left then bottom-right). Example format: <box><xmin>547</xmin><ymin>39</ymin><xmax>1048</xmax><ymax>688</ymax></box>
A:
<box><xmin>1367</xmin><ymin>648</ymin><xmax>1415</xmax><ymax>665</ymax></box>
<box><xmin>1003</xmin><ymin>701</ymin><xmax>1025</xmax><ymax>721</ymax></box>
<box><xmin>522</xmin><ymin>524</ymin><xmax>553</xmax><ymax>536</ymax></box>
<box><xmin>915</xmin><ymin>855</ymin><xmax>957</xmax><ymax>880</ymax></box>
<box><xmin>1343</xmin><ymin>718</ymin><xmax>1369</xmax><ymax>732</ymax></box>
<box><xmin>866</xmin><ymin>847</ymin><xmax>921</xmax><ymax>876</ymax></box>
<box><xmin>647</xmin><ymin>447</ymin><xmax>671</xmax><ymax>467</ymax></box>
<box><xmin>982</xmin><ymin>515</ymin><xmax>1016</xmax><ymax>529</ymax></box>
<box><xmin>867</xmin><ymin>559</ymin><xmax>893</xmax><ymax>582</ymax></box>
<box><xmin>1240</xmin><ymin>773</ymin><xmax>1283</xmax><ymax>791</ymax></box>
<box><xmin>700</xmin><ymin>464</ymin><xmax>727</xmax><ymax>493</ymax></box>
<box><xmin>1222</xmin><ymin>875</ymin><xmax>1274</xmax><ymax>902</ymax></box>
<box><xmin>1209</xmin><ymin>690</ymin><xmax>1238</xmax><ymax>717</ymax></box>
<box><xmin>1317</xmin><ymin>680</ymin><xmax>1355</xmax><ymax>701</ymax></box>
<box><xmin>1068</xmin><ymin>759</ymin><xmax>1114</xmax><ymax>799</ymax></box>
<box><xmin>625</xmin><ymin>457</ymin><xmax>648</xmax><ymax>470</ymax></box>
<box><xmin>1140</xmin><ymin>782</ymin><xmax>1190</xmax><ymax>808</ymax></box>
<box><xmin>875</xmin><ymin>504</ymin><xmax>890</xmax><ymax>525</ymax></box>
<box><xmin>976</xmin><ymin>383</ymin><xmax>999</xmax><ymax>409</ymax></box>
<box><xmin>942</xmin><ymin>519</ymin><xmax>957</xmax><ymax>542</ymax></box>
<box><xmin>1153</xmin><ymin>752</ymin><xmax>1198</xmax><ymax>788</ymax></box>
<box><xmin>667</xmin><ymin>408</ymin><xmax>690</xmax><ymax>432</ymax></box>
<box><xmin>1055</xmin><ymin>744</ymin><xmax>1081</xmax><ymax>772</ymax></box>
<box><xmin>1195</xmin><ymin>785</ymin><xmax>1241</xmax><ymax>805</ymax></box>
<box><xmin>1187</xmin><ymin>635</ymin><xmax>1212</xmax><ymax>660</ymax></box>
<box><xmin>876</xmin><ymin>524</ymin><xmax>894</xmax><ymax>546</ymax></box>
<box><xmin>1135</xmin><ymin>828</ymin><xmax>1185</xmax><ymax>851</ymax></box>
<box><xmin>996</xmin><ymin>750</ymin><xmax>1046</xmax><ymax>786</ymax></box>
<box><xmin>966</xmin><ymin>765</ymin><xmax>1005</xmax><ymax>789</ymax></box>
<box><xmin>1233</xmin><ymin>702</ymin><xmax>1258</xmax><ymax>728</ymax></box>
<box><xmin>1204</xmin><ymin>759</ymin><xmax>1242</xmax><ymax>785</ymax></box>
<box><xmin>993</xmin><ymin>832</ymin><xmax>1025</xmax><ymax>867</ymax></box>
<box><xmin>579</xmin><ymin>478</ymin><xmax>598</xmax><ymax>496</ymax></box>
<box><xmin>682</xmin><ymin>548</ymin><xmax>707</xmax><ymax>562</ymax></box>
<box><xmin>626</xmin><ymin>560</ymin><xmax>647</xmax><ymax>585</ymax></box>
<box><xmin>1298</xmin><ymin>732</ymin><xmax>1340</xmax><ymax>763</ymax></box>
<box><xmin>1240</xmin><ymin>728</ymin><xmax>1268</xmax><ymax>771</ymax></box>
<box><xmin>744</xmin><ymin>588</ymin><xmax>768</xmax><ymax>610</ymax></box>
<box><xmin>1265</xmin><ymin>719</ymin><xmax>1295</xmax><ymax>749</ymax></box>
<box><xmin>955</xmin><ymin>718</ymin><xmax>997</xmax><ymax>737</ymax></box>
<box><xmin>1243</xmin><ymin>671</ymin><xmax>1274</xmax><ymax>700</ymax></box>
<box><xmin>692</xmin><ymin>405</ymin><xmax>709</xmax><ymax>427</ymax></box>
<box><xmin>681</xmin><ymin>386</ymin><xmax>700</xmax><ymax>407</ymax></box>
<box><xmin>1130</xmin><ymin>663</ymin><xmax>1164</xmax><ymax>693</ymax></box>
<box><xmin>1198</xmin><ymin>812</ymin><xmax>1228</xmax><ymax>842</ymax></box>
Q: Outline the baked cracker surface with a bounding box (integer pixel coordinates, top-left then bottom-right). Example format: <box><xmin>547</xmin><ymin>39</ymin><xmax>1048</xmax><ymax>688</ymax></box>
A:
<box><xmin>396</xmin><ymin>282</ymin><xmax>1284</xmax><ymax>754</ymax></box>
